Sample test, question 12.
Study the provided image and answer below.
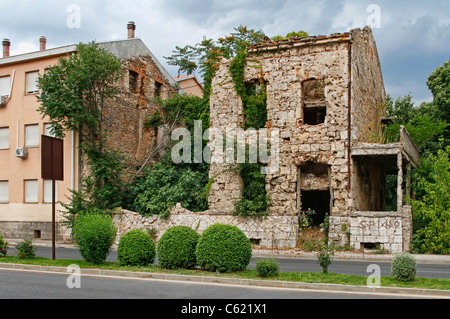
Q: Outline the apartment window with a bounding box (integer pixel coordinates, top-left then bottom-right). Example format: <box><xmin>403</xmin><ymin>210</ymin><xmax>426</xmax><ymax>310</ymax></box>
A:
<box><xmin>26</xmin><ymin>71</ymin><xmax>39</xmax><ymax>94</ymax></box>
<box><xmin>44</xmin><ymin>123</ymin><xmax>56</xmax><ymax>138</ymax></box>
<box><xmin>43</xmin><ymin>180</ymin><xmax>58</xmax><ymax>203</ymax></box>
<box><xmin>0</xmin><ymin>127</ymin><xmax>9</xmax><ymax>149</ymax></box>
<box><xmin>24</xmin><ymin>180</ymin><xmax>38</xmax><ymax>203</ymax></box>
<box><xmin>0</xmin><ymin>76</ymin><xmax>11</xmax><ymax>96</ymax></box>
<box><xmin>25</xmin><ymin>124</ymin><xmax>39</xmax><ymax>147</ymax></box>
<box><xmin>0</xmin><ymin>181</ymin><xmax>8</xmax><ymax>203</ymax></box>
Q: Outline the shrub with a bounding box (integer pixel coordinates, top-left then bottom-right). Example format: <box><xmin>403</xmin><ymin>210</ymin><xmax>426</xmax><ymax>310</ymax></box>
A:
<box><xmin>255</xmin><ymin>258</ymin><xmax>280</xmax><ymax>278</ymax></box>
<box><xmin>157</xmin><ymin>226</ymin><xmax>200</xmax><ymax>269</ymax></box>
<box><xmin>317</xmin><ymin>241</ymin><xmax>334</xmax><ymax>274</ymax></box>
<box><xmin>16</xmin><ymin>239</ymin><xmax>37</xmax><ymax>259</ymax></box>
<box><xmin>72</xmin><ymin>213</ymin><xmax>116</xmax><ymax>264</ymax></box>
<box><xmin>118</xmin><ymin>229</ymin><xmax>156</xmax><ymax>266</ymax></box>
<box><xmin>196</xmin><ymin>223</ymin><xmax>252</xmax><ymax>273</ymax></box>
<box><xmin>391</xmin><ymin>252</ymin><xmax>417</xmax><ymax>282</ymax></box>
<box><xmin>0</xmin><ymin>235</ymin><xmax>8</xmax><ymax>256</ymax></box>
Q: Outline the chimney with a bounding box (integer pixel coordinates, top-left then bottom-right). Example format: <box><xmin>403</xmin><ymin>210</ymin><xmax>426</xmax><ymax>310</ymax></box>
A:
<box><xmin>2</xmin><ymin>38</ymin><xmax>10</xmax><ymax>58</ymax></box>
<box><xmin>127</xmin><ymin>21</ymin><xmax>136</xmax><ymax>39</ymax></box>
<box><xmin>39</xmin><ymin>36</ymin><xmax>46</xmax><ymax>51</ymax></box>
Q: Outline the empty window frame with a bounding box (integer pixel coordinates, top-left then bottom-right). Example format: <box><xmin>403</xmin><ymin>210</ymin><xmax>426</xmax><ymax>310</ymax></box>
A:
<box><xmin>129</xmin><ymin>70</ymin><xmax>138</xmax><ymax>92</ymax></box>
<box><xmin>43</xmin><ymin>179</ymin><xmax>58</xmax><ymax>203</ymax></box>
<box><xmin>0</xmin><ymin>127</ymin><xmax>9</xmax><ymax>149</ymax></box>
<box><xmin>154</xmin><ymin>80</ymin><xmax>162</xmax><ymax>98</ymax></box>
<box><xmin>303</xmin><ymin>106</ymin><xmax>327</xmax><ymax>125</ymax></box>
<box><xmin>302</xmin><ymin>79</ymin><xmax>326</xmax><ymax>125</ymax></box>
<box><xmin>0</xmin><ymin>181</ymin><xmax>8</xmax><ymax>203</ymax></box>
<box><xmin>24</xmin><ymin>179</ymin><xmax>38</xmax><ymax>203</ymax></box>
<box><xmin>25</xmin><ymin>71</ymin><xmax>39</xmax><ymax>94</ymax></box>
<box><xmin>0</xmin><ymin>75</ymin><xmax>11</xmax><ymax>97</ymax></box>
<box><xmin>25</xmin><ymin>124</ymin><xmax>39</xmax><ymax>147</ymax></box>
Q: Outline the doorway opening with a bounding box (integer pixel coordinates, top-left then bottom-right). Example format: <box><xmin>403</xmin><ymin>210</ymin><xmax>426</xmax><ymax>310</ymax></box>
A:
<box><xmin>300</xmin><ymin>190</ymin><xmax>330</xmax><ymax>227</ymax></box>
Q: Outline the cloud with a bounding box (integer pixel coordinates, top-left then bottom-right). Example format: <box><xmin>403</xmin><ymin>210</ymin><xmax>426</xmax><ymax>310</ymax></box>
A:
<box><xmin>0</xmin><ymin>0</ymin><xmax>448</xmax><ymax>103</ymax></box>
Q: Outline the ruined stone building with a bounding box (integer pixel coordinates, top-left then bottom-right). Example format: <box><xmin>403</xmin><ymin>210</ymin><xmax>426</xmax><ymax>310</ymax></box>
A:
<box><xmin>206</xmin><ymin>26</ymin><xmax>420</xmax><ymax>253</ymax></box>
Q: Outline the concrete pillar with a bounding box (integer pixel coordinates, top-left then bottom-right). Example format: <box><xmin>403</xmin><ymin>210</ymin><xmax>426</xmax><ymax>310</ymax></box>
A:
<box><xmin>397</xmin><ymin>152</ymin><xmax>403</xmax><ymax>213</ymax></box>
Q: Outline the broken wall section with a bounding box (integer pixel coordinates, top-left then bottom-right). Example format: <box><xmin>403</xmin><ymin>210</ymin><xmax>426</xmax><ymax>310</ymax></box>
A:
<box><xmin>80</xmin><ymin>54</ymin><xmax>179</xmax><ymax>182</ymax></box>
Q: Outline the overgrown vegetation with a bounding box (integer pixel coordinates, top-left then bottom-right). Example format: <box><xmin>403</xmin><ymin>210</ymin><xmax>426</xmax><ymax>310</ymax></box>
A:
<box><xmin>384</xmin><ymin>59</ymin><xmax>450</xmax><ymax>255</ymax></box>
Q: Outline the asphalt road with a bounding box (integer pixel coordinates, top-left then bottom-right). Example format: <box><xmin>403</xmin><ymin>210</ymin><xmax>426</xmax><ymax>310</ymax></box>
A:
<box><xmin>0</xmin><ymin>268</ymin><xmax>409</xmax><ymax>300</ymax></box>
<box><xmin>7</xmin><ymin>246</ymin><xmax>450</xmax><ymax>279</ymax></box>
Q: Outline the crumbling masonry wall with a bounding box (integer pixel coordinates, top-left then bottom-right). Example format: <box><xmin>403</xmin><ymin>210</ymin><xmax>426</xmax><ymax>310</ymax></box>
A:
<box><xmin>80</xmin><ymin>54</ymin><xmax>178</xmax><ymax>182</ymax></box>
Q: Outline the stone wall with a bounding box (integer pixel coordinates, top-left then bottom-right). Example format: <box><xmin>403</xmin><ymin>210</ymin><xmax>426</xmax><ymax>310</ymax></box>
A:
<box><xmin>111</xmin><ymin>205</ymin><xmax>298</xmax><ymax>249</ymax></box>
<box><xmin>329</xmin><ymin>206</ymin><xmax>412</xmax><ymax>253</ymax></box>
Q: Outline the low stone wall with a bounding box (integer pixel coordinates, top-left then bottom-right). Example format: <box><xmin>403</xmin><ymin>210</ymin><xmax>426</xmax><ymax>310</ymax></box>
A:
<box><xmin>111</xmin><ymin>204</ymin><xmax>298</xmax><ymax>249</ymax></box>
<box><xmin>328</xmin><ymin>207</ymin><xmax>412</xmax><ymax>253</ymax></box>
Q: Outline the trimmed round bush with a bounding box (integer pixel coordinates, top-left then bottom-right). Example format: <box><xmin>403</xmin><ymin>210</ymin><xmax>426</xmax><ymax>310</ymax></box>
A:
<box><xmin>72</xmin><ymin>213</ymin><xmax>116</xmax><ymax>264</ymax></box>
<box><xmin>196</xmin><ymin>223</ymin><xmax>252</xmax><ymax>273</ymax></box>
<box><xmin>391</xmin><ymin>252</ymin><xmax>417</xmax><ymax>282</ymax></box>
<box><xmin>118</xmin><ymin>229</ymin><xmax>156</xmax><ymax>266</ymax></box>
<box><xmin>255</xmin><ymin>258</ymin><xmax>280</xmax><ymax>278</ymax></box>
<box><xmin>157</xmin><ymin>226</ymin><xmax>200</xmax><ymax>269</ymax></box>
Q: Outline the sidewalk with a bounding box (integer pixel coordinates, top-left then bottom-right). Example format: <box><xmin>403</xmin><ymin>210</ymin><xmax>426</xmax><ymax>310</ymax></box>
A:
<box><xmin>4</xmin><ymin>237</ymin><xmax>450</xmax><ymax>265</ymax></box>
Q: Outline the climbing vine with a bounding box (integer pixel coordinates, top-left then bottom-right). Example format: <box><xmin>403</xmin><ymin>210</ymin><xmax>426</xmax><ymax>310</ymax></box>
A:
<box><xmin>229</xmin><ymin>50</ymin><xmax>267</xmax><ymax>130</ymax></box>
<box><xmin>229</xmin><ymin>50</ymin><xmax>269</xmax><ymax>218</ymax></box>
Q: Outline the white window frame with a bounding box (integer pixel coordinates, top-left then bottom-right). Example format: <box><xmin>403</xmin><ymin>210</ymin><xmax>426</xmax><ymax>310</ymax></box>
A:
<box><xmin>25</xmin><ymin>124</ymin><xmax>39</xmax><ymax>148</ymax></box>
<box><xmin>43</xmin><ymin>180</ymin><xmax>58</xmax><ymax>203</ymax></box>
<box><xmin>0</xmin><ymin>75</ymin><xmax>11</xmax><ymax>97</ymax></box>
<box><xmin>0</xmin><ymin>181</ymin><xmax>8</xmax><ymax>203</ymax></box>
<box><xmin>24</xmin><ymin>179</ymin><xmax>38</xmax><ymax>203</ymax></box>
<box><xmin>25</xmin><ymin>71</ymin><xmax>39</xmax><ymax>94</ymax></box>
<box><xmin>0</xmin><ymin>127</ymin><xmax>9</xmax><ymax>150</ymax></box>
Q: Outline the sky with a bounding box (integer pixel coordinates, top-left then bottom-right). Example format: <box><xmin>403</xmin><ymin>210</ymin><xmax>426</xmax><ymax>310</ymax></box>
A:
<box><xmin>1</xmin><ymin>0</ymin><xmax>449</xmax><ymax>105</ymax></box>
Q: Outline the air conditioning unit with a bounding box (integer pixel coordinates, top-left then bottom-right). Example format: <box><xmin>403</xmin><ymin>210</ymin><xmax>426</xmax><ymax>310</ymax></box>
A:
<box><xmin>0</xmin><ymin>95</ymin><xmax>9</xmax><ymax>106</ymax></box>
<box><xmin>16</xmin><ymin>147</ymin><xmax>28</xmax><ymax>159</ymax></box>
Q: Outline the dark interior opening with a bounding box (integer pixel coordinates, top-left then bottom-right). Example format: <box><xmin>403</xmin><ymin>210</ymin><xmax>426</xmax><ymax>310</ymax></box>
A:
<box><xmin>361</xmin><ymin>242</ymin><xmax>380</xmax><ymax>250</ymax></box>
<box><xmin>303</xmin><ymin>106</ymin><xmax>326</xmax><ymax>125</ymax></box>
<box><xmin>300</xmin><ymin>190</ymin><xmax>330</xmax><ymax>227</ymax></box>
<box><xmin>129</xmin><ymin>70</ymin><xmax>138</xmax><ymax>92</ymax></box>
<box><xmin>34</xmin><ymin>230</ymin><xmax>41</xmax><ymax>239</ymax></box>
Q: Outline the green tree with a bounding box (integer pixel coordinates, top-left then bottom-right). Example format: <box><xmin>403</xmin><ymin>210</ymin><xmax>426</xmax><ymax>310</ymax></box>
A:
<box><xmin>385</xmin><ymin>94</ymin><xmax>447</xmax><ymax>155</ymax></box>
<box><xmin>164</xmin><ymin>25</ymin><xmax>268</xmax><ymax>98</ymax></box>
<box><xmin>411</xmin><ymin>146</ymin><xmax>450</xmax><ymax>254</ymax></box>
<box><xmin>427</xmin><ymin>59</ymin><xmax>450</xmax><ymax>146</ymax></box>
<box><xmin>38</xmin><ymin>42</ymin><xmax>125</xmax><ymax>222</ymax></box>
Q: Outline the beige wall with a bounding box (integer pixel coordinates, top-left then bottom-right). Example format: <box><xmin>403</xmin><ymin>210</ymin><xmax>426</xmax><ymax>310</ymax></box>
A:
<box><xmin>175</xmin><ymin>76</ymin><xmax>203</xmax><ymax>98</ymax></box>
<box><xmin>0</xmin><ymin>54</ymin><xmax>79</xmax><ymax>225</ymax></box>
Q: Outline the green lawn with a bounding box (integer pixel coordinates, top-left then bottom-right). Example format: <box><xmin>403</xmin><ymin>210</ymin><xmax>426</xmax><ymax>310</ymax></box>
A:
<box><xmin>1</xmin><ymin>255</ymin><xmax>449</xmax><ymax>291</ymax></box>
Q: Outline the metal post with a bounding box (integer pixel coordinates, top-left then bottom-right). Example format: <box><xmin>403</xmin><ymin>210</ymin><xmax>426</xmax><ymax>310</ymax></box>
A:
<box><xmin>52</xmin><ymin>179</ymin><xmax>55</xmax><ymax>260</ymax></box>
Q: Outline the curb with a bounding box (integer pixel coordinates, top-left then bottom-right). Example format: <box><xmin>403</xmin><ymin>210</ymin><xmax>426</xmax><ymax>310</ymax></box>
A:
<box><xmin>0</xmin><ymin>263</ymin><xmax>449</xmax><ymax>298</ymax></box>
<box><xmin>5</xmin><ymin>238</ymin><xmax>450</xmax><ymax>265</ymax></box>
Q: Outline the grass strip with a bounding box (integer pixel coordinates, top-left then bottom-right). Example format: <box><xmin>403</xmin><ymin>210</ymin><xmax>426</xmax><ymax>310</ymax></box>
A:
<box><xmin>1</xmin><ymin>255</ymin><xmax>449</xmax><ymax>291</ymax></box>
